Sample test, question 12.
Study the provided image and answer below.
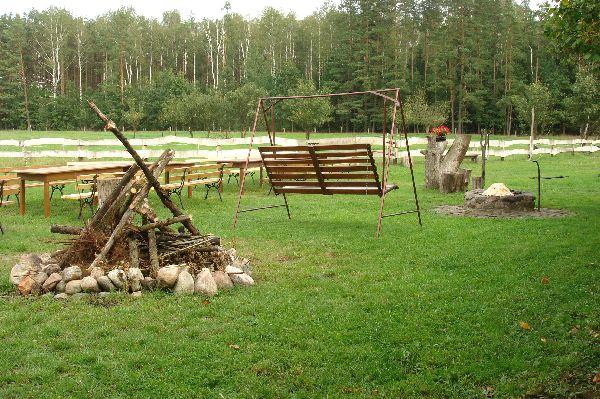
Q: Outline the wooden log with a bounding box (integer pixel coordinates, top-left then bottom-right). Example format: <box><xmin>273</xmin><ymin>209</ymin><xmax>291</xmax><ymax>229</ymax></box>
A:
<box><xmin>138</xmin><ymin>215</ymin><xmax>192</xmax><ymax>232</ymax></box>
<box><xmin>51</xmin><ymin>225</ymin><xmax>83</xmax><ymax>235</ymax></box>
<box><xmin>472</xmin><ymin>176</ymin><xmax>484</xmax><ymax>189</ymax></box>
<box><xmin>129</xmin><ymin>238</ymin><xmax>139</xmax><ymax>269</ymax></box>
<box><xmin>88</xmin><ymin>101</ymin><xmax>200</xmax><ymax>236</ymax></box>
<box><xmin>89</xmin><ymin>150</ymin><xmax>173</xmax><ymax>269</ymax></box>
<box><xmin>440</xmin><ymin>172</ymin><xmax>464</xmax><ymax>194</ymax></box>
<box><xmin>147</xmin><ymin>228</ymin><xmax>159</xmax><ymax>278</ymax></box>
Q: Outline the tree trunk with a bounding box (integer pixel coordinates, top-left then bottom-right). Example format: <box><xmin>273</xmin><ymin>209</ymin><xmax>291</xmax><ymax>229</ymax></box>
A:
<box><xmin>424</xmin><ymin>134</ymin><xmax>471</xmax><ymax>192</ymax></box>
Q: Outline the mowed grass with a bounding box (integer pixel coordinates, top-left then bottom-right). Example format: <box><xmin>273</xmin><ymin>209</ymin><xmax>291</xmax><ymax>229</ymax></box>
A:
<box><xmin>0</xmin><ymin>153</ymin><xmax>598</xmax><ymax>398</ymax></box>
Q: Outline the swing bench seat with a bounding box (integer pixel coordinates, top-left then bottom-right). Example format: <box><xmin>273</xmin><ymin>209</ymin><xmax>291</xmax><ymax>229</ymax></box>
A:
<box><xmin>260</xmin><ymin>144</ymin><xmax>396</xmax><ymax>196</ymax></box>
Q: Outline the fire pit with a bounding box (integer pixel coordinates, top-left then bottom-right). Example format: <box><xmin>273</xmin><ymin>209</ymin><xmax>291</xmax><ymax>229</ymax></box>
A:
<box><xmin>465</xmin><ymin>183</ymin><xmax>535</xmax><ymax>211</ymax></box>
<box><xmin>434</xmin><ymin>182</ymin><xmax>572</xmax><ymax>218</ymax></box>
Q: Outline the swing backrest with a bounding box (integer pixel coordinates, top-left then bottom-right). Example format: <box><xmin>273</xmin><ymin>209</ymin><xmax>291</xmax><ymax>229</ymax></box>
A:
<box><xmin>259</xmin><ymin>144</ymin><xmax>386</xmax><ymax>196</ymax></box>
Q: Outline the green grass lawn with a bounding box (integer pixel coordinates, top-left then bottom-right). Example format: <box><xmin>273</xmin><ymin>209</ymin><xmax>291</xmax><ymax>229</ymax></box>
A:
<box><xmin>0</xmin><ymin>153</ymin><xmax>598</xmax><ymax>398</ymax></box>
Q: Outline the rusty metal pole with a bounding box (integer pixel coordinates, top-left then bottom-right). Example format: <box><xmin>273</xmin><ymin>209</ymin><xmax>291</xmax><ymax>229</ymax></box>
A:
<box><xmin>233</xmin><ymin>99</ymin><xmax>263</xmax><ymax>231</ymax></box>
<box><xmin>376</xmin><ymin>91</ymin><xmax>399</xmax><ymax>237</ymax></box>
<box><xmin>398</xmin><ymin>94</ymin><xmax>422</xmax><ymax>227</ymax></box>
<box><xmin>382</xmin><ymin>99</ymin><xmax>387</xmax><ymax>177</ymax></box>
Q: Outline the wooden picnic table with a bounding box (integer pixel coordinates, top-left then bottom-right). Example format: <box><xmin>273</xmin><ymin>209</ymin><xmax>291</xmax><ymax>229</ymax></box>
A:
<box><xmin>14</xmin><ymin>160</ymin><xmax>204</xmax><ymax>218</ymax></box>
<box><xmin>14</xmin><ymin>164</ymin><xmax>129</xmax><ymax>218</ymax></box>
<box><xmin>216</xmin><ymin>158</ymin><xmax>264</xmax><ymax>189</ymax></box>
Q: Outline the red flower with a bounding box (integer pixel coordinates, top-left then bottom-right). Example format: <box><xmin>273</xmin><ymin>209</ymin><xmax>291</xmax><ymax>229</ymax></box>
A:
<box><xmin>430</xmin><ymin>125</ymin><xmax>450</xmax><ymax>136</ymax></box>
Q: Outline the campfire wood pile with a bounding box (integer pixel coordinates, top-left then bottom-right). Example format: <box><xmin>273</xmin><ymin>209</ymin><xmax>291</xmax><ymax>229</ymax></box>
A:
<box><xmin>9</xmin><ymin>101</ymin><xmax>254</xmax><ymax>299</ymax></box>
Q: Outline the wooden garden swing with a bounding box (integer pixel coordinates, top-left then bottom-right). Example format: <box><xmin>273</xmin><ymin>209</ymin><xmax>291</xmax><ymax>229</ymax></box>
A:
<box><xmin>232</xmin><ymin>88</ymin><xmax>422</xmax><ymax>238</ymax></box>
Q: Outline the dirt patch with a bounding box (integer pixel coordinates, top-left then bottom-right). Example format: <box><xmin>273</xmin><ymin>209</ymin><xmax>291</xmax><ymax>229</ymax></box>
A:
<box><xmin>434</xmin><ymin>205</ymin><xmax>574</xmax><ymax>219</ymax></box>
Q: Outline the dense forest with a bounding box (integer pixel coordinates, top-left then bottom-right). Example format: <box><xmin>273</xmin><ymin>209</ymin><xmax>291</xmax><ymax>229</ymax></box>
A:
<box><xmin>0</xmin><ymin>0</ymin><xmax>598</xmax><ymax>136</ymax></box>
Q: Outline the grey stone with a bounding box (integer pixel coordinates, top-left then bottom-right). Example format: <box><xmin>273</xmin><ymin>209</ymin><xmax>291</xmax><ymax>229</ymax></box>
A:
<box><xmin>141</xmin><ymin>276</ymin><xmax>156</xmax><ymax>290</ymax></box>
<box><xmin>62</xmin><ymin>266</ymin><xmax>82</xmax><ymax>282</ymax></box>
<box><xmin>127</xmin><ymin>268</ymin><xmax>143</xmax><ymax>292</ymax></box>
<box><xmin>230</xmin><ymin>272</ymin><xmax>255</xmax><ymax>287</ymax></box>
<box><xmin>107</xmin><ymin>269</ymin><xmax>127</xmax><ymax>290</ymax></box>
<box><xmin>42</xmin><ymin>273</ymin><xmax>62</xmax><ymax>292</ymax></box>
<box><xmin>195</xmin><ymin>268</ymin><xmax>218</xmax><ymax>296</ymax></box>
<box><xmin>42</xmin><ymin>263</ymin><xmax>61</xmax><ymax>275</ymax></box>
<box><xmin>174</xmin><ymin>269</ymin><xmax>194</xmax><ymax>295</ymax></box>
<box><xmin>81</xmin><ymin>276</ymin><xmax>101</xmax><ymax>293</ymax></box>
<box><xmin>31</xmin><ymin>272</ymin><xmax>48</xmax><ymax>286</ymax></box>
<box><xmin>54</xmin><ymin>293</ymin><xmax>69</xmax><ymax>300</ymax></box>
<box><xmin>55</xmin><ymin>280</ymin><xmax>66</xmax><ymax>293</ymax></box>
<box><xmin>225</xmin><ymin>265</ymin><xmax>244</xmax><ymax>275</ymax></box>
<box><xmin>71</xmin><ymin>292</ymin><xmax>89</xmax><ymax>300</ymax></box>
<box><xmin>212</xmin><ymin>270</ymin><xmax>234</xmax><ymax>289</ymax></box>
<box><xmin>65</xmin><ymin>280</ymin><xmax>82</xmax><ymax>295</ymax></box>
<box><xmin>98</xmin><ymin>291</ymin><xmax>113</xmax><ymax>298</ymax></box>
<box><xmin>157</xmin><ymin>265</ymin><xmax>181</xmax><ymax>289</ymax></box>
<box><xmin>39</xmin><ymin>253</ymin><xmax>53</xmax><ymax>265</ymax></box>
<box><xmin>88</xmin><ymin>266</ymin><xmax>105</xmax><ymax>279</ymax></box>
<box><xmin>131</xmin><ymin>291</ymin><xmax>143</xmax><ymax>298</ymax></box>
<box><xmin>96</xmin><ymin>276</ymin><xmax>116</xmax><ymax>292</ymax></box>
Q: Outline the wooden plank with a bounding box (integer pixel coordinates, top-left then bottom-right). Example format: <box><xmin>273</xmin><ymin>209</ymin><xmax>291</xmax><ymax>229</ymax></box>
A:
<box><xmin>271</xmin><ymin>181</ymin><xmax>379</xmax><ymax>188</ymax></box>
<box><xmin>266</xmin><ymin>165</ymin><xmax>375</xmax><ymax>173</ymax></box>
<box><xmin>269</xmin><ymin>172</ymin><xmax>376</xmax><ymax>180</ymax></box>
<box><xmin>275</xmin><ymin>187</ymin><xmax>380</xmax><ymax>195</ymax></box>
<box><xmin>316</xmin><ymin>151</ymin><xmax>371</xmax><ymax>158</ymax></box>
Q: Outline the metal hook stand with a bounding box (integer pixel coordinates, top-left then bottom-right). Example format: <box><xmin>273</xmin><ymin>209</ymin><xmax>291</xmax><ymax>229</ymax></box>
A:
<box><xmin>532</xmin><ymin>160</ymin><xmax>541</xmax><ymax>211</ymax></box>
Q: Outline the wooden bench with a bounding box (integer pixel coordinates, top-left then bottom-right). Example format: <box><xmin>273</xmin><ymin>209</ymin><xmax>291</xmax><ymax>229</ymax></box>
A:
<box><xmin>0</xmin><ymin>179</ymin><xmax>17</xmax><ymax>234</ymax></box>
<box><xmin>260</xmin><ymin>144</ymin><xmax>397</xmax><ymax>196</ymax></box>
<box><xmin>234</xmin><ymin>144</ymin><xmax>421</xmax><ymax>236</ymax></box>
<box><xmin>61</xmin><ymin>173</ymin><xmax>124</xmax><ymax>218</ymax></box>
<box><xmin>160</xmin><ymin>163</ymin><xmax>227</xmax><ymax>207</ymax></box>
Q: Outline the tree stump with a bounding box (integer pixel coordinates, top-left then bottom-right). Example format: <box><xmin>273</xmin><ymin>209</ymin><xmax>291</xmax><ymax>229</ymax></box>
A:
<box><xmin>424</xmin><ymin>134</ymin><xmax>472</xmax><ymax>192</ymax></box>
<box><xmin>96</xmin><ymin>177</ymin><xmax>126</xmax><ymax>225</ymax></box>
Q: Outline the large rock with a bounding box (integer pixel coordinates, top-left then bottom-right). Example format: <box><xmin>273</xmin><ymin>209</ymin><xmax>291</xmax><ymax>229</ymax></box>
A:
<box><xmin>212</xmin><ymin>270</ymin><xmax>233</xmax><ymax>290</ymax></box>
<box><xmin>195</xmin><ymin>268</ymin><xmax>218</xmax><ymax>296</ymax></box>
<box><xmin>157</xmin><ymin>265</ymin><xmax>181</xmax><ymax>289</ymax></box>
<box><xmin>55</xmin><ymin>280</ymin><xmax>66</xmax><ymax>293</ymax></box>
<box><xmin>31</xmin><ymin>272</ymin><xmax>49</xmax><ymax>286</ymax></box>
<box><xmin>174</xmin><ymin>269</ymin><xmax>194</xmax><ymax>295</ymax></box>
<box><xmin>107</xmin><ymin>269</ymin><xmax>127</xmax><ymax>290</ymax></box>
<box><xmin>127</xmin><ymin>268</ymin><xmax>144</xmax><ymax>292</ymax></box>
<box><xmin>81</xmin><ymin>276</ymin><xmax>101</xmax><ymax>293</ymax></box>
<box><xmin>229</xmin><ymin>272</ymin><xmax>255</xmax><ymax>287</ymax></box>
<box><xmin>225</xmin><ymin>265</ymin><xmax>244</xmax><ymax>275</ymax></box>
<box><xmin>65</xmin><ymin>280</ymin><xmax>82</xmax><ymax>295</ymax></box>
<box><xmin>42</xmin><ymin>263</ymin><xmax>61</xmax><ymax>275</ymax></box>
<box><xmin>17</xmin><ymin>275</ymin><xmax>39</xmax><ymax>296</ymax></box>
<box><xmin>96</xmin><ymin>276</ymin><xmax>116</xmax><ymax>292</ymax></box>
<box><xmin>42</xmin><ymin>273</ymin><xmax>62</xmax><ymax>292</ymax></box>
<box><xmin>141</xmin><ymin>276</ymin><xmax>156</xmax><ymax>290</ymax></box>
<box><xmin>62</xmin><ymin>266</ymin><xmax>82</xmax><ymax>282</ymax></box>
<box><xmin>88</xmin><ymin>266</ymin><xmax>105</xmax><ymax>279</ymax></box>
<box><xmin>10</xmin><ymin>255</ymin><xmax>42</xmax><ymax>285</ymax></box>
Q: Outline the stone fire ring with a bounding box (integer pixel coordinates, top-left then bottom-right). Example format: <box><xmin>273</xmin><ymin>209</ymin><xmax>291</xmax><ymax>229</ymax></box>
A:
<box><xmin>434</xmin><ymin>189</ymin><xmax>574</xmax><ymax>218</ymax></box>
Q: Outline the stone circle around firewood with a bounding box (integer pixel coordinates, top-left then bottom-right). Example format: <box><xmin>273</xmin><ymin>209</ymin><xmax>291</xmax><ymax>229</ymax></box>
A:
<box><xmin>10</xmin><ymin>249</ymin><xmax>254</xmax><ymax>300</ymax></box>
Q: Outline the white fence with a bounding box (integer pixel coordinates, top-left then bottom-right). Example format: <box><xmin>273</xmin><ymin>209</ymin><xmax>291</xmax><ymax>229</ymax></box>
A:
<box><xmin>0</xmin><ymin>135</ymin><xmax>597</xmax><ymax>161</ymax></box>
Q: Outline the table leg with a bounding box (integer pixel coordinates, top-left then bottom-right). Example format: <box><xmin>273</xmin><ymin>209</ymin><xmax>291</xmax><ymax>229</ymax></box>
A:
<box><xmin>259</xmin><ymin>166</ymin><xmax>264</xmax><ymax>186</ymax></box>
<box><xmin>240</xmin><ymin>167</ymin><xmax>246</xmax><ymax>194</ymax></box>
<box><xmin>165</xmin><ymin>171</ymin><xmax>170</xmax><ymax>184</ymax></box>
<box><xmin>43</xmin><ymin>180</ymin><xmax>50</xmax><ymax>218</ymax></box>
<box><xmin>19</xmin><ymin>178</ymin><xmax>26</xmax><ymax>215</ymax></box>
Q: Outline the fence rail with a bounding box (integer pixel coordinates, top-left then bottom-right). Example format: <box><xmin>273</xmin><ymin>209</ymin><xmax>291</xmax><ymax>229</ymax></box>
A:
<box><xmin>0</xmin><ymin>135</ymin><xmax>597</xmax><ymax>160</ymax></box>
